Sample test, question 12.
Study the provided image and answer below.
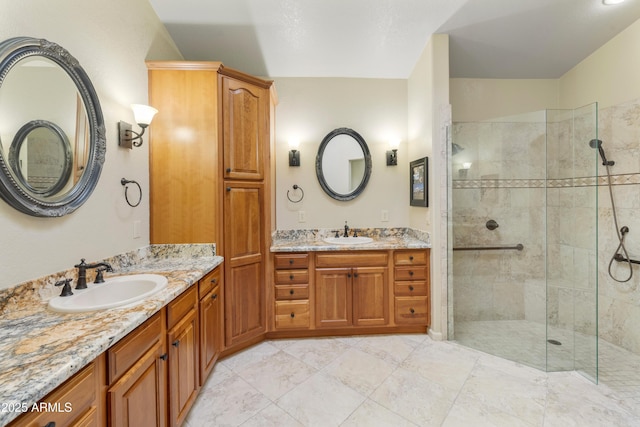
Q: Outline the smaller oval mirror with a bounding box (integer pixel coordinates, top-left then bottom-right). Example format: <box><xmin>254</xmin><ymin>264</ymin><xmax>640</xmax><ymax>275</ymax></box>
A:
<box><xmin>316</xmin><ymin>128</ymin><xmax>372</xmax><ymax>201</ymax></box>
<box><xmin>8</xmin><ymin>120</ymin><xmax>73</xmax><ymax>197</ymax></box>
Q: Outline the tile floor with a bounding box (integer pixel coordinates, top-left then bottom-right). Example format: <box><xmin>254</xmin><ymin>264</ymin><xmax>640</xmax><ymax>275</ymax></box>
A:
<box><xmin>185</xmin><ymin>334</ymin><xmax>640</xmax><ymax>426</ymax></box>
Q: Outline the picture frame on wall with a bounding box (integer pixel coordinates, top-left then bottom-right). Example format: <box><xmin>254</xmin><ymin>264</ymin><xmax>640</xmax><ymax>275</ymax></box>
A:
<box><xmin>410</xmin><ymin>157</ymin><xmax>428</xmax><ymax>207</ymax></box>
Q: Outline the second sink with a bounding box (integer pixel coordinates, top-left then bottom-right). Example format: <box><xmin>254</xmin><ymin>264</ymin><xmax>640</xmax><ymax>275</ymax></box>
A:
<box><xmin>48</xmin><ymin>274</ymin><xmax>168</xmax><ymax>313</ymax></box>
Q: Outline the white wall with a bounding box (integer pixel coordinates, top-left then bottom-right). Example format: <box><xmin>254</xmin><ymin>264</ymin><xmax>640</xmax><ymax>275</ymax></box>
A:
<box><xmin>408</xmin><ymin>33</ymin><xmax>449</xmax><ymax>338</ymax></box>
<box><xmin>0</xmin><ymin>0</ymin><xmax>182</xmax><ymax>289</ymax></box>
<box><xmin>274</xmin><ymin>77</ymin><xmax>408</xmax><ymax>230</ymax></box>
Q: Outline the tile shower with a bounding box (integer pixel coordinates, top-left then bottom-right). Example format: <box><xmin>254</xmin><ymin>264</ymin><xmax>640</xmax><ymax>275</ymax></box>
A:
<box><xmin>448</xmin><ymin>98</ymin><xmax>640</xmax><ymax>403</ymax></box>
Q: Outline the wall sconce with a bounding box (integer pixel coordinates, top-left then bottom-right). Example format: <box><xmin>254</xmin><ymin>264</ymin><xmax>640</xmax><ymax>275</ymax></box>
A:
<box><xmin>289</xmin><ymin>140</ymin><xmax>300</xmax><ymax>167</ymax></box>
<box><xmin>386</xmin><ymin>139</ymin><xmax>400</xmax><ymax>166</ymax></box>
<box><xmin>458</xmin><ymin>162</ymin><xmax>472</xmax><ymax>178</ymax></box>
<box><xmin>119</xmin><ymin>104</ymin><xmax>158</xmax><ymax>149</ymax></box>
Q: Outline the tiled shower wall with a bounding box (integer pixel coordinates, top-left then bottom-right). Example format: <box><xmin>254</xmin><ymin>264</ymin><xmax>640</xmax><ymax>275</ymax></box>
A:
<box><xmin>451</xmin><ymin>98</ymin><xmax>640</xmax><ymax>357</ymax></box>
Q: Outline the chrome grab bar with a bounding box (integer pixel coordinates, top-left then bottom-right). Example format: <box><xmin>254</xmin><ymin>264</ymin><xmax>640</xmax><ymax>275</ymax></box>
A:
<box><xmin>453</xmin><ymin>243</ymin><xmax>524</xmax><ymax>252</ymax></box>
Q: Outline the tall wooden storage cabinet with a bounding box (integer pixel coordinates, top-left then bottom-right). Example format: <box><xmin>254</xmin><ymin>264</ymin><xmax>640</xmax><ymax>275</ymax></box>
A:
<box><xmin>147</xmin><ymin>62</ymin><xmax>275</xmax><ymax>352</ymax></box>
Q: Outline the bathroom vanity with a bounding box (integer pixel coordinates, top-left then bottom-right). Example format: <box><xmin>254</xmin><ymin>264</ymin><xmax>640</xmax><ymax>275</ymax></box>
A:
<box><xmin>269</xmin><ymin>229</ymin><xmax>431</xmax><ymax>337</ymax></box>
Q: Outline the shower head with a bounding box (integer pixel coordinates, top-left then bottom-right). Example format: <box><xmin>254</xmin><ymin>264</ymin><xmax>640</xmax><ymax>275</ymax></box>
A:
<box><xmin>451</xmin><ymin>143</ymin><xmax>465</xmax><ymax>156</ymax></box>
<box><xmin>589</xmin><ymin>139</ymin><xmax>615</xmax><ymax>166</ymax></box>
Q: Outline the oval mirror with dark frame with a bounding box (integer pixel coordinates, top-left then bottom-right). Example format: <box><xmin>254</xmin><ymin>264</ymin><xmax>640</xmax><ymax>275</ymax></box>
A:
<box><xmin>0</xmin><ymin>37</ymin><xmax>106</xmax><ymax>217</ymax></box>
<box><xmin>315</xmin><ymin>127</ymin><xmax>372</xmax><ymax>201</ymax></box>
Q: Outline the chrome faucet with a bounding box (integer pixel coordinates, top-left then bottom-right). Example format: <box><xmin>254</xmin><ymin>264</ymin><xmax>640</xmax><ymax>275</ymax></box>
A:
<box><xmin>74</xmin><ymin>258</ymin><xmax>114</xmax><ymax>289</ymax></box>
<box><xmin>343</xmin><ymin>221</ymin><xmax>350</xmax><ymax>237</ymax></box>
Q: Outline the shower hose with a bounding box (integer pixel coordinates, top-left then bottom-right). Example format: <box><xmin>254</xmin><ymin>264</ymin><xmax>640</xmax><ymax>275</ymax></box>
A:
<box><xmin>604</xmin><ymin>163</ymin><xmax>633</xmax><ymax>283</ymax></box>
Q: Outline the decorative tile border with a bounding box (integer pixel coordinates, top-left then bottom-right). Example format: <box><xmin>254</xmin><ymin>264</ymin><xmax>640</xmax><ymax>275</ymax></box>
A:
<box><xmin>452</xmin><ymin>173</ymin><xmax>640</xmax><ymax>189</ymax></box>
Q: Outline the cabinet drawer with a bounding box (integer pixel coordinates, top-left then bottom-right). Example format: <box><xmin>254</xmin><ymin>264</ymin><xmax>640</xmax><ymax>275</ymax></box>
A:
<box><xmin>275</xmin><ymin>300</ymin><xmax>310</xmax><ymax>329</ymax></box>
<box><xmin>394</xmin><ymin>297</ymin><xmax>429</xmax><ymax>325</ymax></box>
<box><xmin>316</xmin><ymin>252</ymin><xmax>388</xmax><ymax>268</ymax></box>
<box><xmin>394</xmin><ymin>281</ymin><xmax>428</xmax><ymax>296</ymax></box>
<box><xmin>10</xmin><ymin>357</ymin><xmax>101</xmax><ymax>427</ymax></box>
<box><xmin>168</xmin><ymin>285</ymin><xmax>198</xmax><ymax>329</ymax></box>
<box><xmin>274</xmin><ymin>253</ymin><xmax>309</xmax><ymax>269</ymax></box>
<box><xmin>199</xmin><ymin>266</ymin><xmax>222</xmax><ymax>299</ymax></box>
<box><xmin>275</xmin><ymin>284</ymin><xmax>309</xmax><ymax>300</ymax></box>
<box><xmin>394</xmin><ymin>266</ymin><xmax>428</xmax><ymax>281</ymax></box>
<box><xmin>394</xmin><ymin>250</ymin><xmax>428</xmax><ymax>265</ymax></box>
<box><xmin>274</xmin><ymin>269</ymin><xmax>309</xmax><ymax>284</ymax></box>
<box><xmin>108</xmin><ymin>311</ymin><xmax>164</xmax><ymax>384</ymax></box>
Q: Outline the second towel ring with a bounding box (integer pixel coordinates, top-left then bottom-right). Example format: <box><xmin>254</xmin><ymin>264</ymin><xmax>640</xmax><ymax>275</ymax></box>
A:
<box><xmin>287</xmin><ymin>184</ymin><xmax>304</xmax><ymax>203</ymax></box>
<box><xmin>121</xmin><ymin>178</ymin><xmax>142</xmax><ymax>207</ymax></box>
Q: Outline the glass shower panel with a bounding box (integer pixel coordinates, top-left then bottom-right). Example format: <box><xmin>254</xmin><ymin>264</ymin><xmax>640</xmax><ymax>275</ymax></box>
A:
<box><xmin>449</xmin><ymin>105</ymin><xmax>598</xmax><ymax>380</ymax></box>
<box><xmin>449</xmin><ymin>111</ymin><xmax>548</xmax><ymax>370</ymax></box>
<box><xmin>545</xmin><ymin>104</ymin><xmax>598</xmax><ymax>382</ymax></box>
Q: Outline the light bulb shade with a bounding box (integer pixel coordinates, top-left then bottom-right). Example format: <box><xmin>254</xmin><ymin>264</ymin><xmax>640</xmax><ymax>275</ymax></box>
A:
<box><xmin>131</xmin><ymin>104</ymin><xmax>158</xmax><ymax>126</ymax></box>
<box><xmin>288</xmin><ymin>139</ymin><xmax>300</xmax><ymax>150</ymax></box>
<box><xmin>389</xmin><ymin>139</ymin><xmax>400</xmax><ymax>150</ymax></box>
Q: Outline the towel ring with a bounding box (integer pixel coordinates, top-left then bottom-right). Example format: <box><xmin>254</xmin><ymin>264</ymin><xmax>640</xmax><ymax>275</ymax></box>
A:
<box><xmin>121</xmin><ymin>178</ymin><xmax>142</xmax><ymax>207</ymax></box>
<box><xmin>287</xmin><ymin>184</ymin><xmax>304</xmax><ymax>203</ymax></box>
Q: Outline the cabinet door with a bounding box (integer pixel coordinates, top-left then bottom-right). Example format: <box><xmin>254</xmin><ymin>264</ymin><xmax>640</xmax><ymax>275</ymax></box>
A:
<box><xmin>315</xmin><ymin>268</ymin><xmax>352</xmax><ymax>328</ymax></box>
<box><xmin>168</xmin><ymin>309</ymin><xmax>199</xmax><ymax>427</ymax></box>
<box><xmin>108</xmin><ymin>343</ymin><xmax>167</xmax><ymax>427</ymax></box>
<box><xmin>200</xmin><ymin>284</ymin><xmax>221</xmax><ymax>384</ymax></box>
<box><xmin>221</xmin><ymin>76</ymin><xmax>267</xmax><ymax>181</ymax></box>
<box><xmin>224</xmin><ymin>183</ymin><xmax>265</xmax><ymax>346</ymax></box>
<box><xmin>353</xmin><ymin>267</ymin><xmax>389</xmax><ymax>327</ymax></box>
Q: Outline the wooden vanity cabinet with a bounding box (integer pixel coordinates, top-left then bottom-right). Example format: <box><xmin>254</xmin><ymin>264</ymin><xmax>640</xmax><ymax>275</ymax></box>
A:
<box><xmin>9</xmin><ymin>354</ymin><xmax>106</xmax><ymax>427</ymax></box>
<box><xmin>273</xmin><ymin>253</ymin><xmax>311</xmax><ymax>330</ymax></box>
<box><xmin>393</xmin><ymin>249</ymin><xmax>430</xmax><ymax>326</ymax></box>
<box><xmin>107</xmin><ymin>311</ymin><xmax>168</xmax><ymax>427</ymax></box>
<box><xmin>199</xmin><ymin>266</ymin><xmax>223</xmax><ymax>384</ymax></box>
<box><xmin>166</xmin><ymin>286</ymin><xmax>200</xmax><ymax>427</ymax></box>
<box><xmin>315</xmin><ymin>252</ymin><xmax>389</xmax><ymax>329</ymax></box>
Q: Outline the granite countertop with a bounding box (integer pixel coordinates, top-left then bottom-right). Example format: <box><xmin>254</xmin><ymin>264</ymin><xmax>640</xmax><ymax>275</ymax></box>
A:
<box><xmin>270</xmin><ymin>227</ymin><xmax>431</xmax><ymax>252</ymax></box>
<box><xmin>0</xmin><ymin>244</ymin><xmax>222</xmax><ymax>426</ymax></box>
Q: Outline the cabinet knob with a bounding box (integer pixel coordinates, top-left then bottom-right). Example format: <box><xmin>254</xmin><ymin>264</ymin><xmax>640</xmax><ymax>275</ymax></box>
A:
<box><xmin>290</xmin><ymin>312</ymin><xmax>295</xmax><ymax>318</ymax></box>
<box><xmin>172</xmin><ymin>339</ymin><xmax>180</xmax><ymax>347</ymax></box>
<box><xmin>289</xmin><ymin>259</ymin><xmax>294</xmax><ymax>264</ymax></box>
<box><xmin>211</xmin><ymin>278</ymin><xmax>217</xmax><ymax>284</ymax></box>
<box><xmin>45</xmin><ymin>423</ymin><xmax>56</xmax><ymax>427</ymax></box>
<box><xmin>347</xmin><ymin>273</ymin><xmax>352</xmax><ymax>278</ymax></box>
<box><xmin>212</xmin><ymin>293</ymin><xmax>218</xmax><ymax>300</ymax></box>
<box><xmin>160</xmin><ymin>353</ymin><xmax>168</xmax><ymax>361</ymax></box>
<box><xmin>410</xmin><ymin>308</ymin><xmax>415</xmax><ymax>314</ymax></box>
<box><xmin>409</xmin><ymin>285</ymin><xmax>414</xmax><ymax>291</ymax></box>
<box><xmin>226</xmin><ymin>168</ymin><xmax>231</xmax><ymax>173</ymax></box>
<box><xmin>289</xmin><ymin>274</ymin><xmax>294</xmax><ymax>280</ymax></box>
<box><xmin>409</xmin><ymin>271</ymin><xmax>414</xmax><ymax>276</ymax></box>
<box><xmin>226</xmin><ymin>187</ymin><xmax>231</xmax><ymax>192</ymax></box>
<box><xmin>409</xmin><ymin>255</ymin><xmax>414</xmax><ymax>261</ymax></box>
<box><xmin>289</xmin><ymin>289</ymin><xmax>294</xmax><ymax>295</ymax></box>
<box><xmin>354</xmin><ymin>272</ymin><xmax>359</xmax><ymax>277</ymax></box>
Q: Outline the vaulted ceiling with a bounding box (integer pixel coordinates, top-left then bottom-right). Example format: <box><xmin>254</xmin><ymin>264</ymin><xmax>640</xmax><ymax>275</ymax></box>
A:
<box><xmin>149</xmin><ymin>0</ymin><xmax>640</xmax><ymax>79</ymax></box>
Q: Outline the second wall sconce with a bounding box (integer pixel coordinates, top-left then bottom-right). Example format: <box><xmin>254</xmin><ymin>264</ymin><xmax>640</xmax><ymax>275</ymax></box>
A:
<box><xmin>386</xmin><ymin>139</ymin><xmax>400</xmax><ymax>166</ymax></box>
<box><xmin>289</xmin><ymin>139</ymin><xmax>300</xmax><ymax>167</ymax></box>
<box><xmin>119</xmin><ymin>104</ymin><xmax>158</xmax><ymax>149</ymax></box>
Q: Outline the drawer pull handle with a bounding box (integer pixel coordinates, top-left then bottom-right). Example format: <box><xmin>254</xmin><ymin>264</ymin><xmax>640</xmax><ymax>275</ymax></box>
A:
<box><xmin>211</xmin><ymin>278</ymin><xmax>217</xmax><ymax>284</ymax></box>
<box><xmin>409</xmin><ymin>285</ymin><xmax>414</xmax><ymax>291</ymax></box>
<box><xmin>289</xmin><ymin>259</ymin><xmax>294</xmax><ymax>264</ymax></box>
<box><xmin>45</xmin><ymin>423</ymin><xmax>56</xmax><ymax>427</ymax></box>
<box><xmin>212</xmin><ymin>293</ymin><xmax>218</xmax><ymax>300</ymax></box>
<box><xmin>290</xmin><ymin>312</ymin><xmax>295</xmax><ymax>318</ymax></box>
<box><xmin>409</xmin><ymin>255</ymin><xmax>414</xmax><ymax>261</ymax></box>
<box><xmin>409</xmin><ymin>271</ymin><xmax>414</xmax><ymax>276</ymax></box>
<box><xmin>172</xmin><ymin>339</ymin><xmax>180</xmax><ymax>347</ymax></box>
<box><xmin>354</xmin><ymin>273</ymin><xmax>359</xmax><ymax>277</ymax></box>
<box><xmin>289</xmin><ymin>274</ymin><xmax>294</xmax><ymax>280</ymax></box>
<box><xmin>289</xmin><ymin>289</ymin><xmax>295</xmax><ymax>295</ymax></box>
<box><xmin>160</xmin><ymin>353</ymin><xmax>168</xmax><ymax>361</ymax></box>
<box><xmin>410</xmin><ymin>308</ymin><xmax>415</xmax><ymax>314</ymax></box>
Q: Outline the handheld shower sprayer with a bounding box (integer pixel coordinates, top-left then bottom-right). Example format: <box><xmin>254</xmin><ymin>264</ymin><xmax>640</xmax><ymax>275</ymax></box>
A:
<box><xmin>589</xmin><ymin>139</ymin><xmax>615</xmax><ymax>166</ymax></box>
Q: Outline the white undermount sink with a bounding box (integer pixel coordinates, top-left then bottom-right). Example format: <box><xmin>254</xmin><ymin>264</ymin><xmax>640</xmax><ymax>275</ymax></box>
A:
<box><xmin>323</xmin><ymin>236</ymin><xmax>374</xmax><ymax>245</ymax></box>
<box><xmin>48</xmin><ymin>274</ymin><xmax>168</xmax><ymax>313</ymax></box>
